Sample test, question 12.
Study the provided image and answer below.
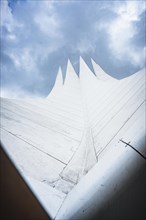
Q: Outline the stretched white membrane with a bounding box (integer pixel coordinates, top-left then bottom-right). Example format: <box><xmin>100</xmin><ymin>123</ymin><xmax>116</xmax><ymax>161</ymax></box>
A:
<box><xmin>1</xmin><ymin>57</ymin><xmax>145</xmax><ymax>219</ymax></box>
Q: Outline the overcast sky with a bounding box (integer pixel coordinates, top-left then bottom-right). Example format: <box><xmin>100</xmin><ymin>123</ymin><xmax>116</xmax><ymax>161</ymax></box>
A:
<box><xmin>1</xmin><ymin>0</ymin><xmax>145</xmax><ymax>98</ymax></box>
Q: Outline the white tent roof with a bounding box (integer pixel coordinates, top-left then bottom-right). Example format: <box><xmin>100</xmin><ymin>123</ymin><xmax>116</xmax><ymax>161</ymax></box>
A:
<box><xmin>1</xmin><ymin>58</ymin><xmax>145</xmax><ymax>219</ymax></box>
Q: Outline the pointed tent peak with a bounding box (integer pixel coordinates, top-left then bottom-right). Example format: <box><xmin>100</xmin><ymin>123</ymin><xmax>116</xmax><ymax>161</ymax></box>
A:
<box><xmin>79</xmin><ymin>56</ymin><xmax>90</xmax><ymax>73</ymax></box>
<box><xmin>91</xmin><ymin>58</ymin><xmax>116</xmax><ymax>81</ymax></box>
<box><xmin>79</xmin><ymin>56</ymin><xmax>86</xmax><ymax>66</ymax></box>
<box><xmin>55</xmin><ymin>67</ymin><xmax>63</xmax><ymax>86</ymax></box>
<box><xmin>64</xmin><ymin>59</ymin><xmax>79</xmax><ymax>84</ymax></box>
<box><xmin>67</xmin><ymin>59</ymin><xmax>76</xmax><ymax>72</ymax></box>
<box><xmin>79</xmin><ymin>56</ymin><xmax>96</xmax><ymax>80</ymax></box>
<box><xmin>46</xmin><ymin>67</ymin><xmax>63</xmax><ymax>99</ymax></box>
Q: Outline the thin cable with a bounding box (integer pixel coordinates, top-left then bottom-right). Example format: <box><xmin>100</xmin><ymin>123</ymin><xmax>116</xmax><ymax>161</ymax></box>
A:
<box><xmin>120</xmin><ymin>139</ymin><xmax>146</xmax><ymax>160</ymax></box>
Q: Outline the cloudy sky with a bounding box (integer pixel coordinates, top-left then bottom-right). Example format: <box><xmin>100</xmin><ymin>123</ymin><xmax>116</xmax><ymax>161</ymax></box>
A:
<box><xmin>1</xmin><ymin>0</ymin><xmax>145</xmax><ymax>98</ymax></box>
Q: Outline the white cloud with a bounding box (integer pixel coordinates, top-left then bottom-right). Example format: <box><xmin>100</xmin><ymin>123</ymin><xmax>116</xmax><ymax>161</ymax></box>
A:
<box><xmin>34</xmin><ymin>1</ymin><xmax>62</xmax><ymax>39</ymax></box>
<box><xmin>1</xmin><ymin>1</ymin><xmax>14</xmax><ymax>31</ymax></box>
<box><xmin>101</xmin><ymin>1</ymin><xmax>145</xmax><ymax>67</ymax></box>
<box><xmin>1</xmin><ymin>0</ymin><xmax>63</xmax><ymax>81</ymax></box>
<box><xmin>9</xmin><ymin>52</ymin><xmax>21</xmax><ymax>68</ymax></box>
<box><xmin>113</xmin><ymin>1</ymin><xmax>145</xmax><ymax>21</ymax></box>
<box><xmin>1</xmin><ymin>0</ymin><xmax>22</xmax><ymax>44</ymax></box>
<box><xmin>76</xmin><ymin>39</ymin><xmax>95</xmax><ymax>54</ymax></box>
<box><xmin>10</xmin><ymin>48</ymin><xmax>36</xmax><ymax>72</ymax></box>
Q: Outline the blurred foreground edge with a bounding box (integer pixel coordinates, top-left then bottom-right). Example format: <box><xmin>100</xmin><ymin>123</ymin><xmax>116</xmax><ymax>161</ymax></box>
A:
<box><xmin>0</xmin><ymin>143</ymin><xmax>51</xmax><ymax>220</ymax></box>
